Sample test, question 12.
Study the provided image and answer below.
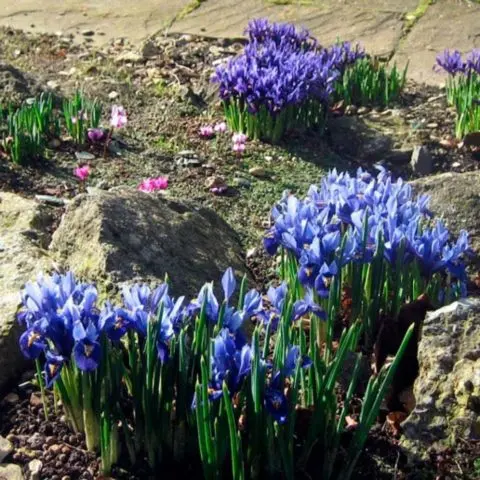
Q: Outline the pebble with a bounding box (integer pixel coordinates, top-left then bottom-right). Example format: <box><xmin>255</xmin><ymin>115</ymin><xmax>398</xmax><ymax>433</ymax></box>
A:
<box><xmin>29</xmin><ymin>392</ymin><xmax>43</xmax><ymax>408</ymax></box>
<box><xmin>46</xmin><ymin>80</ymin><xmax>59</xmax><ymax>90</ymax></box>
<box><xmin>426</xmin><ymin>122</ymin><xmax>439</xmax><ymax>128</ymax></box>
<box><xmin>177</xmin><ymin>150</ymin><xmax>197</xmax><ymax>157</ymax></box>
<box><xmin>452</xmin><ymin>162</ymin><xmax>461</xmax><ymax>168</ymax></box>
<box><xmin>27</xmin><ymin>433</ymin><xmax>44</xmax><ymax>450</ymax></box>
<box><xmin>357</xmin><ymin>106</ymin><xmax>370</xmax><ymax>115</ymax></box>
<box><xmin>28</xmin><ymin>459</ymin><xmax>42</xmax><ymax>480</ymax></box>
<box><xmin>233</xmin><ymin>177</ymin><xmax>251</xmax><ymax>188</ymax></box>
<box><xmin>264</xmin><ymin>155</ymin><xmax>273</xmax><ymax>162</ymax></box>
<box><xmin>205</xmin><ymin>176</ymin><xmax>226</xmax><ymax>189</ymax></box>
<box><xmin>114</xmin><ymin>51</ymin><xmax>143</xmax><ymax>64</ymax></box>
<box><xmin>48</xmin><ymin>139</ymin><xmax>61</xmax><ymax>149</ymax></box>
<box><xmin>75</xmin><ymin>151</ymin><xmax>95</xmax><ymax>162</ymax></box>
<box><xmin>249</xmin><ymin>166</ymin><xmax>267</xmax><ymax>178</ymax></box>
<box><xmin>3</xmin><ymin>393</ymin><xmax>19</xmax><ymax>404</ymax></box>
<box><xmin>410</xmin><ymin>146</ymin><xmax>433</xmax><ymax>175</ymax></box>
<box><xmin>0</xmin><ymin>435</ymin><xmax>13</xmax><ymax>463</ymax></box>
<box><xmin>246</xmin><ymin>247</ymin><xmax>257</xmax><ymax>259</ymax></box>
<box><xmin>0</xmin><ymin>464</ymin><xmax>23</xmax><ymax>480</ymax></box>
<box><xmin>48</xmin><ymin>445</ymin><xmax>62</xmax><ymax>455</ymax></box>
<box><xmin>81</xmin><ymin>29</ymin><xmax>94</xmax><ymax>36</ymax></box>
<box><xmin>108</xmin><ymin>91</ymin><xmax>119</xmax><ymax>100</ymax></box>
<box><xmin>345</xmin><ymin>104</ymin><xmax>358</xmax><ymax>115</ymax></box>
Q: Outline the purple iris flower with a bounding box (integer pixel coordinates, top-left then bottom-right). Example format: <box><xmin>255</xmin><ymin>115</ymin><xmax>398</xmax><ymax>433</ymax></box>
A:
<box><xmin>19</xmin><ymin>321</ymin><xmax>48</xmax><ymax>359</ymax></box>
<box><xmin>435</xmin><ymin>49</ymin><xmax>466</xmax><ymax>75</ymax></box>
<box><xmin>44</xmin><ymin>352</ymin><xmax>65</xmax><ymax>387</ymax></box>
<box><xmin>264</xmin><ymin>385</ymin><xmax>289</xmax><ymax>424</ymax></box>
<box><xmin>73</xmin><ymin>321</ymin><xmax>101</xmax><ymax>371</ymax></box>
<box><xmin>292</xmin><ymin>289</ymin><xmax>326</xmax><ymax>321</ymax></box>
<box><xmin>222</xmin><ymin>267</ymin><xmax>237</xmax><ymax>303</ymax></box>
<box><xmin>466</xmin><ymin>49</ymin><xmax>480</xmax><ymax>74</ymax></box>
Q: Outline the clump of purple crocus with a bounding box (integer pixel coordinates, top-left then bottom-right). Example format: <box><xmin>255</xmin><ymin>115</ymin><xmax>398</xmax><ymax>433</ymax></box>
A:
<box><xmin>87</xmin><ymin>128</ymin><xmax>106</xmax><ymax>143</ymax></box>
<box><xmin>434</xmin><ymin>48</ymin><xmax>480</xmax><ymax>76</ymax></box>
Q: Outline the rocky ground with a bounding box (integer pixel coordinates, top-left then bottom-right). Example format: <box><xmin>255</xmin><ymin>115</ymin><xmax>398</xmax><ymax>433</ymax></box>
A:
<box><xmin>1</xmin><ymin>25</ymin><xmax>480</xmax><ymax>480</ymax></box>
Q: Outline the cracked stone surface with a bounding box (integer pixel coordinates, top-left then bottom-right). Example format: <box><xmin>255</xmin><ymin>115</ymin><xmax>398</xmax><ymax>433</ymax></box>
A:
<box><xmin>0</xmin><ymin>0</ymin><xmax>478</xmax><ymax>85</ymax></box>
<box><xmin>392</xmin><ymin>0</ymin><xmax>480</xmax><ymax>85</ymax></box>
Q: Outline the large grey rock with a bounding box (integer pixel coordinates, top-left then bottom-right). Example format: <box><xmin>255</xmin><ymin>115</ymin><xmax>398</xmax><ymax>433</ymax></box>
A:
<box><xmin>411</xmin><ymin>171</ymin><xmax>480</xmax><ymax>263</ymax></box>
<box><xmin>0</xmin><ymin>463</ymin><xmax>24</xmax><ymax>480</ymax></box>
<box><xmin>49</xmin><ymin>190</ymin><xmax>250</xmax><ymax>297</ymax></box>
<box><xmin>401</xmin><ymin>298</ymin><xmax>480</xmax><ymax>458</ymax></box>
<box><xmin>0</xmin><ymin>193</ymin><xmax>54</xmax><ymax>392</ymax></box>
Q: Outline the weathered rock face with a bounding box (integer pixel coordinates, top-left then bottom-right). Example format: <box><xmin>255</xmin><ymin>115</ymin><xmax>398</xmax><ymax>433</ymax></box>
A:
<box><xmin>0</xmin><ymin>193</ymin><xmax>53</xmax><ymax>392</ymax></box>
<box><xmin>401</xmin><ymin>298</ymin><xmax>480</xmax><ymax>458</ymax></box>
<box><xmin>411</xmin><ymin>171</ymin><xmax>480</xmax><ymax>267</ymax></box>
<box><xmin>49</xmin><ymin>190</ymin><xmax>250</xmax><ymax>297</ymax></box>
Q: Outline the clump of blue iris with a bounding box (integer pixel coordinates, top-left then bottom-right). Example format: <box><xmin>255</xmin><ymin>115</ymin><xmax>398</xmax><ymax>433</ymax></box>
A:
<box><xmin>264</xmin><ymin>166</ymin><xmax>470</xmax><ymax>299</ymax></box>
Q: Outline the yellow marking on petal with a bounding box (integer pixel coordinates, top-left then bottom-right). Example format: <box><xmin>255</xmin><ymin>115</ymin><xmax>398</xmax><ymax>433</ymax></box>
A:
<box><xmin>84</xmin><ymin>344</ymin><xmax>94</xmax><ymax>357</ymax></box>
<box><xmin>28</xmin><ymin>332</ymin><xmax>41</xmax><ymax>348</ymax></box>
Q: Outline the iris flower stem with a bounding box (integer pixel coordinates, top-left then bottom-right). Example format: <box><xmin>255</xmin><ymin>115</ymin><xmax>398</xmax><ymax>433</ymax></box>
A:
<box><xmin>35</xmin><ymin>359</ymin><xmax>49</xmax><ymax>420</ymax></box>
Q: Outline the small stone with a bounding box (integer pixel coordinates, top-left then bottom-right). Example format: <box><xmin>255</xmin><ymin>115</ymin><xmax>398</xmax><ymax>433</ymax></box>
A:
<box><xmin>114</xmin><ymin>51</ymin><xmax>143</xmax><ymax>64</ymax></box>
<box><xmin>28</xmin><ymin>459</ymin><xmax>42</xmax><ymax>480</ymax></box>
<box><xmin>82</xmin><ymin>29</ymin><xmax>95</xmax><ymax>36</ymax></box>
<box><xmin>426</xmin><ymin>122</ymin><xmax>439</xmax><ymax>128</ymax></box>
<box><xmin>142</xmin><ymin>41</ymin><xmax>161</xmax><ymax>58</ymax></box>
<box><xmin>46</xmin><ymin>80</ymin><xmax>59</xmax><ymax>90</ymax></box>
<box><xmin>410</xmin><ymin>146</ymin><xmax>433</xmax><ymax>175</ymax></box>
<box><xmin>345</xmin><ymin>104</ymin><xmax>358</xmax><ymax>115</ymax></box>
<box><xmin>439</xmin><ymin>138</ymin><xmax>456</xmax><ymax>149</ymax></box>
<box><xmin>48</xmin><ymin>445</ymin><xmax>62</xmax><ymax>455</ymax></box>
<box><xmin>61</xmin><ymin>477</ymin><xmax>71</xmax><ymax>480</ymax></box>
<box><xmin>249</xmin><ymin>166</ymin><xmax>267</xmax><ymax>178</ymax></box>
<box><xmin>205</xmin><ymin>176</ymin><xmax>225</xmax><ymax>189</ymax></box>
<box><xmin>3</xmin><ymin>393</ymin><xmax>19</xmax><ymax>404</ymax></box>
<box><xmin>264</xmin><ymin>155</ymin><xmax>273</xmax><ymax>162</ymax></box>
<box><xmin>357</xmin><ymin>106</ymin><xmax>370</xmax><ymax>115</ymax></box>
<box><xmin>0</xmin><ymin>436</ymin><xmax>13</xmax><ymax>463</ymax></box>
<box><xmin>178</xmin><ymin>150</ymin><xmax>197</xmax><ymax>157</ymax></box>
<box><xmin>0</xmin><ymin>464</ymin><xmax>23</xmax><ymax>480</ymax></box>
<box><xmin>29</xmin><ymin>392</ymin><xmax>43</xmax><ymax>407</ymax></box>
<box><xmin>452</xmin><ymin>162</ymin><xmax>461</xmax><ymax>168</ymax></box>
<box><xmin>26</xmin><ymin>433</ymin><xmax>44</xmax><ymax>450</ymax></box>
<box><xmin>246</xmin><ymin>247</ymin><xmax>257</xmax><ymax>259</ymax></box>
<box><xmin>75</xmin><ymin>151</ymin><xmax>95</xmax><ymax>161</ymax></box>
<box><xmin>13</xmin><ymin>49</ymin><xmax>22</xmax><ymax>58</ymax></box>
<box><xmin>233</xmin><ymin>177</ymin><xmax>251</xmax><ymax>188</ymax></box>
<box><xmin>48</xmin><ymin>139</ymin><xmax>61</xmax><ymax>149</ymax></box>
<box><xmin>108</xmin><ymin>91</ymin><xmax>119</xmax><ymax>100</ymax></box>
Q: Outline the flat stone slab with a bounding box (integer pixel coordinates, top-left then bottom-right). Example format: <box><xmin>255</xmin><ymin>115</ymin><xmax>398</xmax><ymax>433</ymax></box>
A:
<box><xmin>172</xmin><ymin>0</ymin><xmax>417</xmax><ymax>59</ymax></box>
<box><xmin>392</xmin><ymin>0</ymin><xmax>480</xmax><ymax>86</ymax></box>
<box><xmin>0</xmin><ymin>0</ymin><xmax>191</xmax><ymax>45</ymax></box>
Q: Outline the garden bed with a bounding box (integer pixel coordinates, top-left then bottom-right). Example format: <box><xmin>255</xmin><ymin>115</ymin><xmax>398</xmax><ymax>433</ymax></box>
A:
<box><xmin>1</xmin><ymin>22</ymin><xmax>479</xmax><ymax>480</ymax></box>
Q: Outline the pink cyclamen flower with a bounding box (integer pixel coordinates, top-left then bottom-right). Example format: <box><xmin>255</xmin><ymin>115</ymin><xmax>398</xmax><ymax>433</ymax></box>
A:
<box><xmin>232</xmin><ymin>133</ymin><xmax>247</xmax><ymax>144</ymax></box>
<box><xmin>87</xmin><ymin>128</ymin><xmax>106</xmax><ymax>143</ymax></box>
<box><xmin>214</xmin><ymin>122</ymin><xmax>227</xmax><ymax>134</ymax></box>
<box><xmin>199</xmin><ymin>125</ymin><xmax>215</xmax><ymax>139</ymax></box>
<box><xmin>74</xmin><ymin>165</ymin><xmax>90</xmax><ymax>181</ymax></box>
<box><xmin>110</xmin><ymin>105</ymin><xmax>127</xmax><ymax>129</ymax></box>
<box><xmin>138</xmin><ymin>176</ymin><xmax>168</xmax><ymax>193</ymax></box>
<box><xmin>233</xmin><ymin>142</ymin><xmax>246</xmax><ymax>154</ymax></box>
